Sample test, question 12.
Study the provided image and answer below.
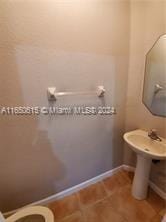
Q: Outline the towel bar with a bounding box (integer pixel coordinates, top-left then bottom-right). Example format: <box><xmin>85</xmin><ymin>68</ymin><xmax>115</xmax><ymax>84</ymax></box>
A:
<box><xmin>47</xmin><ymin>86</ymin><xmax>106</xmax><ymax>101</ymax></box>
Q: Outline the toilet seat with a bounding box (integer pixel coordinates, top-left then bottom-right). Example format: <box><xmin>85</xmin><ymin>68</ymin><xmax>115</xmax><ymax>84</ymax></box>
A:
<box><xmin>5</xmin><ymin>206</ymin><xmax>54</xmax><ymax>222</ymax></box>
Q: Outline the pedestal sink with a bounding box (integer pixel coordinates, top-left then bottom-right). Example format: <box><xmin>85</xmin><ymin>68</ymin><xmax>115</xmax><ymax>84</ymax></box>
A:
<box><xmin>124</xmin><ymin>129</ymin><xmax>166</xmax><ymax>200</ymax></box>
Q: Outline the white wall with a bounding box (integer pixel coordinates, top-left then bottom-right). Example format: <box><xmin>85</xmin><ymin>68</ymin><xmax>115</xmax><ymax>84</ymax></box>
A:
<box><xmin>0</xmin><ymin>0</ymin><xmax>130</xmax><ymax>212</ymax></box>
<box><xmin>0</xmin><ymin>0</ymin><xmax>165</xmax><ymax>213</ymax></box>
<box><xmin>124</xmin><ymin>0</ymin><xmax>166</xmax><ymax>192</ymax></box>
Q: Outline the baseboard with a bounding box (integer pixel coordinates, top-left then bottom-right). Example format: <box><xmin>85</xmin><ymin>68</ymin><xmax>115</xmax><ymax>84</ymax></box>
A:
<box><xmin>4</xmin><ymin>164</ymin><xmax>166</xmax><ymax>217</ymax></box>
<box><xmin>149</xmin><ymin>181</ymin><xmax>166</xmax><ymax>200</ymax></box>
<box><xmin>122</xmin><ymin>164</ymin><xmax>135</xmax><ymax>172</ymax></box>
<box><xmin>123</xmin><ymin>164</ymin><xmax>166</xmax><ymax>200</ymax></box>
<box><xmin>4</xmin><ymin>165</ymin><xmax>123</xmax><ymax>217</ymax></box>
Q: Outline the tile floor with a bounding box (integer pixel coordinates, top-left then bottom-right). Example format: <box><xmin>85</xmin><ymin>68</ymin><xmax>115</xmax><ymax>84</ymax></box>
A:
<box><xmin>48</xmin><ymin>170</ymin><xmax>166</xmax><ymax>222</ymax></box>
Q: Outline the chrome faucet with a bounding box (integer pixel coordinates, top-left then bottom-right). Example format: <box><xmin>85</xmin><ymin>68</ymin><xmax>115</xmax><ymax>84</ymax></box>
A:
<box><xmin>148</xmin><ymin>129</ymin><xmax>162</xmax><ymax>141</ymax></box>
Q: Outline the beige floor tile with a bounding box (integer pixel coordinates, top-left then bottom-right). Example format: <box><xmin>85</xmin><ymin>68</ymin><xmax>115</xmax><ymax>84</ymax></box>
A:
<box><xmin>107</xmin><ymin>185</ymin><xmax>156</xmax><ymax>222</ymax></box>
<box><xmin>83</xmin><ymin>199</ymin><xmax>126</xmax><ymax>222</ymax></box>
<box><xmin>150</xmin><ymin>214</ymin><xmax>163</xmax><ymax>222</ymax></box>
<box><xmin>120</xmin><ymin>170</ymin><xmax>134</xmax><ymax>183</ymax></box>
<box><xmin>159</xmin><ymin>208</ymin><xmax>166</xmax><ymax>217</ymax></box>
<box><xmin>59</xmin><ymin>212</ymin><xmax>84</xmax><ymax>222</ymax></box>
<box><xmin>116</xmin><ymin>170</ymin><xmax>133</xmax><ymax>185</ymax></box>
<box><xmin>103</xmin><ymin>170</ymin><xmax>130</xmax><ymax>194</ymax></box>
<box><xmin>78</xmin><ymin>182</ymin><xmax>107</xmax><ymax>207</ymax></box>
<box><xmin>102</xmin><ymin>174</ymin><xmax>120</xmax><ymax>194</ymax></box>
<box><xmin>48</xmin><ymin>170</ymin><xmax>165</xmax><ymax>222</ymax></box>
<box><xmin>147</xmin><ymin>188</ymin><xmax>166</xmax><ymax>213</ymax></box>
<box><xmin>48</xmin><ymin>194</ymin><xmax>80</xmax><ymax>220</ymax></box>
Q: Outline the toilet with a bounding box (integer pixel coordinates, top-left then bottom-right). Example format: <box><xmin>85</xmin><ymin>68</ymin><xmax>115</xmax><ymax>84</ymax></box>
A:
<box><xmin>0</xmin><ymin>206</ymin><xmax>54</xmax><ymax>222</ymax></box>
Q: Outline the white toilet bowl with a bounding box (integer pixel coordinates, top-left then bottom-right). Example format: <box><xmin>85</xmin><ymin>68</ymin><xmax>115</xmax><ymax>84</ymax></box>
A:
<box><xmin>0</xmin><ymin>206</ymin><xmax>54</xmax><ymax>222</ymax></box>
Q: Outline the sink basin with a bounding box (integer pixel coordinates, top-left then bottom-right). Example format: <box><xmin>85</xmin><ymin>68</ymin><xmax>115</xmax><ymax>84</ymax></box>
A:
<box><xmin>124</xmin><ymin>129</ymin><xmax>166</xmax><ymax>160</ymax></box>
<box><xmin>123</xmin><ymin>129</ymin><xmax>166</xmax><ymax>200</ymax></box>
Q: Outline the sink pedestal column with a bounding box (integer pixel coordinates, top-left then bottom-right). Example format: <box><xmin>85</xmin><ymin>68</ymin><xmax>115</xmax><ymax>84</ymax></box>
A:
<box><xmin>132</xmin><ymin>155</ymin><xmax>152</xmax><ymax>200</ymax></box>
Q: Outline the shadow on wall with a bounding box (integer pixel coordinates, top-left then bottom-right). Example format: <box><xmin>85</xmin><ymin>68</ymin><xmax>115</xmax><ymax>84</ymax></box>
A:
<box><xmin>0</xmin><ymin>4</ymin><xmax>66</xmax><ymax>213</ymax></box>
<box><xmin>0</xmin><ymin>118</ymin><xmax>66</xmax><ymax>212</ymax></box>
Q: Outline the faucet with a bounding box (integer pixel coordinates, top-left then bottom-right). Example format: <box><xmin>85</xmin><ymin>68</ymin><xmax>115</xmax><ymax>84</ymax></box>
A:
<box><xmin>148</xmin><ymin>129</ymin><xmax>162</xmax><ymax>141</ymax></box>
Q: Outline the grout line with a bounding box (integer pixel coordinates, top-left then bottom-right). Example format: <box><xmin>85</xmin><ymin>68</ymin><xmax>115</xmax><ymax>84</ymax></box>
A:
<box><xmin>122</xmin><ymin>164</ymin><xmax>166</xmax><ymax>200</ymax></box>
<box><xmin>77</xmin><ymin>182</ymin><xmax>109</xmax><ymax>211</ymax></box>
<box><xmin>100</xmin><ymin>180</ymin><xmax>110</xmax><ymax>197</ymax></box>
<box><xmin>75</xmin><ymin>192</ymin><xmax>82</xmax><ymax>211</ymax></box>
<box><xmin>3</xmin><ymin>164</ymin><xmax>165</xmax><ymax>217</ymax></box>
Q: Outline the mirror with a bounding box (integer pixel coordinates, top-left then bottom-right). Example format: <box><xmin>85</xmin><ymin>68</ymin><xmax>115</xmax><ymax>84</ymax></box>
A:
<box><xmin>143</xmin><ymin>34</ymin><xmax>166</xmax><ymax>117</ymax></box>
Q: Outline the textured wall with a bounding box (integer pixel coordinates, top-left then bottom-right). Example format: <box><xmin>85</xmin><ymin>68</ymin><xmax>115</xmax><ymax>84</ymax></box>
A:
<box><xmin>124</xmin><ymin>0</ymin><xmax>166</xmax><ymax>192</ymax></box>
<box><xmin>0</xmin><ymin>0</ymin><xmax>165</xmax><ymax>213</ymax></box>
<box><xmin>0</xmin><ymin>0</ymin><xmax>130</xmax><ymax>212</ymax></box>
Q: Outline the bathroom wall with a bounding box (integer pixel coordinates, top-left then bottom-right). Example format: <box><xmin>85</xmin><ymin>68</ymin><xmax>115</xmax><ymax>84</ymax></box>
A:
<box><xmin>124</xmin><ymin>0</ymin><xmax>166</xmax><ymax>192</ymax></box>
<box><xmin>0</xmin><ymin>0</ymin><xmax>130</xmax><ymax>212</ymax></box>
